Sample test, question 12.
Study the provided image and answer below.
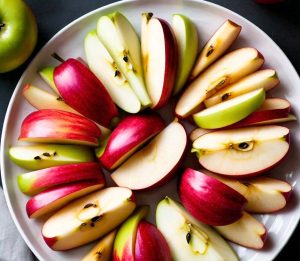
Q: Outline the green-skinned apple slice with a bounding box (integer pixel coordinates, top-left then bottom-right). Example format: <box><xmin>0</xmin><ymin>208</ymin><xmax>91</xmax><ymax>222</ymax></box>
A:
<box><xmin>97</xmin><ymin>12</ymin><xmax>151</xmax><ymax>107</ymax></box>
<box><xmin>42</xmin><ymin>187</ymin><xmax>135</xmax><ymax>250</ymax></box>
<box><xmin>172</xmin><ymin>14</ymin><xmax>198</xmax><ymax>95</ymax></box>
<box><xmin>190</xmin><ymin>20</ymin><xmax>241</xmax><ymax>80</ymax></box>
<box><xmin>113</xmin><ymin>206</ymin><xmax>149</xmax><ymax>260</ymax></box>
<box><xmin>193</xmin><ymin>88</ymin><xmax>265</xmax><ymax>129</ymax></box>
<box><xmin>175</xmin><ymin>47</ymin><xmax>264</xmax><ymax>118</ymax></box>
<box><xmin>9</xmin><ymin>144</ymin><xmax>95</xmax><ymax>170</ymax></box>
<box><xmin>39</xmin><ymin>66</ymin><xmax>59</xmax><ymax>94</ymax></box>
<box><xmin>82</xmin><ymin>230</ymin><xmax>117</xmax><ymax>261</ymax></box>
<box><xmin>192</xmin><ymin>125</ymin><xmax>290</xmax><ymax>177</ymax></box>
<box><xmin>156</xmin><ymin>197</ymin><xmax>238</xmax><ymax>261</ymax></box>
<box><xmin>205</xmin><ymin>69</ymin><xmax>279</xmax><ymax>107</ymax></box>
<box><xmin>84</xmin><ymin>30</ymin><xmax>141</xmax><ymax>113</ymax></box>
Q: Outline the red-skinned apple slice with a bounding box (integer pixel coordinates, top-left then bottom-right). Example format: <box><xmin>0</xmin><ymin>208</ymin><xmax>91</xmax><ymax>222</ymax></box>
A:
<box><xmin>192</xmin><ymin>125</ymin><xmax>290</xmax><ymax>177</ymax></box>
<box><xmin>42</xmin><ymin>187</ymin><xmax>136</xmax><ymax>250</ymax></box>
<box><xmin>179</xmin><ymin>168</ymin><xmax>247</xmax><ymax>226</ymax></box>
<box><xmin>18</xmin><ymin>162</ymin><xmax>104</xmax><ymax>196</ymax></box>
<box><xmin>26</xmin><ymin>180</ymin><xmax>105</xmax><ymax>218</ymax></box>
<box><xmin>54</xmin><ymin>58</ymin><xmax>118</xmax><ymax>128</ymax></box>
<box><xmin>111</xmin><ymin>121</ymin><xmax>187</xmax><ymax>190</ymax></box>
<box><xmin>204</xmin><ymin>69</ymin><xmax>280</xmax><ymax>107</ymax></box>
<box><xmin>142</xmin><ymin>13</ymin><xmax>178</xmax><ymax>109</ymax></box>
<box><xmin>250</xmin><ymin>114</ymin><xmax>296</xmax><ymax>125</ymax></box>
<box><xmin>19</xmin><ymin>109</ymin><xmax>101</xmax><ymax>146</ymax></box>
<box><xmin>135</xmin><ymin>221</ymin><xmax>171</xmax><ymax>261</ymax></box>
<box><xmin>190</xmin><ymin>20</ymin><xmax>242</xmax><ymax>80</ymax></box>
<box><xmin>215</xmin><ymin>211</ymin><xmax>267</xmax><ymax>249</ymax></box>
<box><xmin>176</xmin><ymin>47</ymin><xmax>264</xmax><ymax>118</ymax></box>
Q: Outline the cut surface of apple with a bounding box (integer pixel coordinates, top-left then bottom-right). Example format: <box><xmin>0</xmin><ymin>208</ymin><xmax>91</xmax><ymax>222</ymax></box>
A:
<box><xmin>215</xmin><ymin>211</ymin><xmax>267</xmax><ymax>249</ymax></box>
<box><xmin>9</xmin><ymin>145</ymin><xmax>95</xmax><ymax>170</ymax></box>
<box><xmin>189</xmin><ymin>128</ymin><xmax>212</xmax><ymax>142</ymax></box>
<box><xmin>176</xmin><ymin>47</ymin><xmax>264</xmax><ymax>118</ymax></box>
<box><xmin>193</xmin><ymin>88</ymin><xmax>265</xmax><ymax>129</ymax></box>
<box><xmin>156</xmin><ymin>197</ymin><xmax>238</xmax><ymax>261</ymax></box>
<box><xmin>190</xmin><ymin>20</ymin><xmax>242</xmax><ymax>80</ymax></box>
<box><xmin>26</xmin><ymin>180</ymin><xmax>105</xmax><ymax>218</ymax></box>
<box><xmin>39</xmin><ymin>66</ymin><xmax>59</xmax><ymax>94</ymax></box>
<box><xmin>18</xmin><ymin>162</ymin><xmax>104</xmax><ymax>196</ymax></box>
<box><xmin>111</xmin><ymin>121</ymin><xmax>187</xmax><ymax>190</ymax></box>
<box><xmin>42</xmin><ymin>187</ymin><xmax>136</xmax><ymax>250</ymax></box>
<box><xmin>141</xmin><ymin>14</ymin><xmax>177</xmax><ymax>109</ymax></box>
<box><xmin>82</xmin><ymin>230</ymin><xmax>117</xmax><ymax>261</ymax></box>
<box><xmin>192</xmin><ymin>125</ymin><xmax>290</xmax><ymax>176</ymax></box>
<box><xmin>84</xmin><ymin>30</ymin><xmax>141</xmax><ymax>113</ymax></box>
<box><xmin>250</xmin><ymin>114</ymin><xmax>296</xmax><ymax>125</ymax></box>
<box><xmin>97</xmin><ymin>12</ymin><xmax>151</xmax><ymax>107</ymax></box>
<box><xmin>204</xmin><ymin>69</ymin><xmax>279</xmax><ymax>107</ymax></box>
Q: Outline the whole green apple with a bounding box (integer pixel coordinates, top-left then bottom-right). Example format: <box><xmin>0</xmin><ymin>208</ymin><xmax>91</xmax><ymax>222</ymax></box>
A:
<box><xmin>0</xmin><ymin>0</ymin><xmax>37</xmax><ymax>73</ymax></box>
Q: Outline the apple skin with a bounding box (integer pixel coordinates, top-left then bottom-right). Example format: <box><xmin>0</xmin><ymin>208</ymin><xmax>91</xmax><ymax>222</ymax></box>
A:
<box><xmin>26</xmin><ymin>180</ymin><xmax>105</xmax><ymax>218</ymax></box>
<box><xmin>54</xmin><ymin>58</ymin><xmax>118</xmax><ymax>128</ymax></box>
<box><xmin>135</xmin><ymin>221</ymin><xmax>171</xmax><ymax>261</ymax></box>
<box><xmin>97</xmin><ymin>114</ymin><xmax>165</xmax><ymax>170</ymax></box>
<box><xmin>0</xmin><ymin>0</ymin><xmax>37</xmax><ymax>73</ymax></box>
<box><xmin>19</xmin><ymin>109</ymin><xmax>101</xmax><ymax>146</ymax></box>
<box><xmin>179</xmin><ymin>168</ymin><xmax>247</xmax><ymax>226</ymax></box>
<box><xmin>18</xmin><ymin>162</ymin><xmax>104</xmax><ymax>196</ymax></box>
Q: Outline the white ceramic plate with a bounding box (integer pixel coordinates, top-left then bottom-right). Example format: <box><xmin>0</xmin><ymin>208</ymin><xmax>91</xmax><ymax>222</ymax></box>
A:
<box><xmin>1</xmin><ymin>0</ymin><xmax>300</xmax><ymax>260</ymax></box>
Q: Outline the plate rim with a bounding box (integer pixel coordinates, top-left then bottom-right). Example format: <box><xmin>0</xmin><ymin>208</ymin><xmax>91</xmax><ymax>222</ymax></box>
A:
<box><xmin>1</xmin><ymin>0</ymin><xmax>299</xmax><ymax>260</ymax></box>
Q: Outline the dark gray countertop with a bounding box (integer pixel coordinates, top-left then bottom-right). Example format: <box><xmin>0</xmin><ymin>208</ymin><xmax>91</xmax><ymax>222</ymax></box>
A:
<box><xmin>0</xmin><ymin>0</ymin><xmax>299</xmax><ymax>259</ymax></box>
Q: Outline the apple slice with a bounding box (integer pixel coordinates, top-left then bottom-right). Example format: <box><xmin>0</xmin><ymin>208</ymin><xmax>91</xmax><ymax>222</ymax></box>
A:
<box><xmin>192</xmin><ymin>125</ymin><xmax>290</xmax><ymax>177</ymax></box>
<box><xmin>54</xmin><ymin>58</ymin><xmax>119</xmax><ymax>128</ymax></box>
<box><xmin>251</xmin><ymin>114</ymin><xmax>297</xmax><ymax>125</ymax></box>
<box><xmin>179</xmin><ymin>168</ymin><xmax>247</xmax><ymax>226</ymax></box>
<box><xmin>193</xmin><ymin>88</ymin><xmax>265</xmax><ymax>129</ymax></box>
<box><xmin>156</xmin><ymin>197</ymin><xmax>238</xmax><ymax>261</ymax></box>
<box><xmin>26</xmin><ymin>180</ymin><xmax>105</xmax><ymax>218</ymax></box>
<box><xmin>172</xmin><ymin>14</ymin><xmax>198</xmax><ymax>95</ymax></box>
<box><xmin>97</xmin><ymin>114</ymin><xmax>165</xmax><ymax>170</ymax></box>
<box><xmin>205</xmin><ymin>69</ymin><xmax>280</xmax><ymax>107</ymax></box>
<box><xmin>111</xmin><ymin>121</ymin><xmax>187</xmax><ymax>190</ymax></box>
<box><xmin>42</xmin><ymin>187</ymin><xmax>136</xmax><ymax>250</ymax></box>
<box><xmin>97</xmin><ymin>12</ymin><xmax>151</xmax><ymax>107</ymax></box>
<box><xmin>175</xmin><ymin>47</ymin><xmax>264</xmax><ymax>118</ymax></box>
<box><xmin>189</xmin><ymin>128</ymin><xmax>212</xmax><ymax>142</ymax></box>
<box><xmin>215</xmin><ymin>212</ymin><xmax>267</xmax><ymax>249</ymax></box>
<box><xmin>113</xmin><ymin>206</ymin><xmax>149</xmax><ymax>261</ymax></box>
<box><xmin>135</xmin><ymin>221</ymin><xmax>171</xmax><ymax>261</ymax></box>
<box><xmin>9</xmin><ymin>145</ymin><xmax>95</xmax><ymax>170</ymax></box>
<box><xmin>19</xmin><ymin>109</ymin><xmax>101</xmax><ymax>146</ymax></box>
<box><xmin>190</xmin><ymin>20</ymin><xmax>242</xmax><ymax>80</ymax></box>
<box><xmin>82</xmin><ymin>230</ymin><xmax>117</xmax><ymax>261</ymax></box>
<box><xmin>18</xmin><ymin>162</ymin><xmax>104</xmax><ymax>196</ymax></box>
<box><xmin>84</xmin><ymin>30</ymin><xmax>141</xmax><ymax>113</ymax></box>
<box><xmin>141</xmin><ymin>14</ymin><xmax>178</xmax><ymax>109</ymax></box>
<box><xmin>39</xmin><ymin>66</ymin><xmax>59</xmax><ymax>94</ymax></box>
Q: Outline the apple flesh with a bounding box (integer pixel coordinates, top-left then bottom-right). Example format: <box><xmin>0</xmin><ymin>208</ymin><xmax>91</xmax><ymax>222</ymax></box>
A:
<box><xmin>250</xmin><ymin>114</ymin><xmax>296</xmax><ymax>125</ymax></box>
<box><xmin>54</xmin><ymin>58</ymin><xmax>118</xmax><ymax>128</ymax></box>
<box><xmin>135</xmin><ymin>221</ymin><xmax>171</xmax><ymax>261</ymax></box>
<box><xmin>190</xmin><ymin>20</ymin><xmax>241</xmax><ymax>80</ymax></box>
<box><xmin>215</xmin><ymin>212</ymin><xmax>267</xmax><ymax>249</ymax></box>
<box><xmin>82</xmin><ymin>230</ymin><xmax>117</xmax><ymax>261</ymax></box>
<box><xmin>204</xmin><ymin>69</ymin><xmax>279</xmax><ymax>107</ymax></box>
<box><xmin>97</xmin><ymin>114</ymin><xmax>165</xmax><ymax>170</ymax></box>
<box><xmin>42</xmin><ymin>187</ymin><xmax>136</xmax><ymax>250</ymax></box>
<box><xmin>97</xmin><ymin>12</ymin><xmax>151</xmax><ymax>107</ymax></box>
<box><xmin>141</xmin><ymin>14</ymin><xmax>178</xmax><ymax>109</ymax></box>
<box><xmin>189</xmin><ymin>128</ymin><xmax>212</xmax><ymax>142</ymax></box>
<box><xmin>39</xmin><ymin>67</ymin><xmax>59</xmax><ymax>94</ymax></box>
<box><xmin>84</xmin><ymin>30</ymin><xmax>141</xmax><ymax>113</ymax></box>
<box><xmin>193</xmin><ymin>88</ymin><xmax>265</xmax><ymax>129</ymax></box>
<box><xmin>176</xmin><ymin>47</ymin><xmax>264</xmax><ymax>118</ymax></box>
<box><xmin>192</xmin><ymin>125</ymin><xmax>290</xmax><ymax>177</ymax></box>
<box><xmin>111</xmin><ymin>121</ymin><xmax>187</xmax><ymax>190</ymax></box>
<box><xmin>8</xmin><ymin>144</ymin><xmax>95</xmax><ymax>170</ymax></box>
<box><xmin>26</xmin><ymin>180</ymin><xmax>105</xmax><ymax>218</ymax></box>
<box><xmin>19</xmin><ymin>109</ymin><xmax>101</xmax><ymax>146</ymax></box>
<box><xmin>179</xmin><ymin>168</ymin><xmax>247</xmax><ymax>226</ymax></box>
<box><xmin>156</xmin><ymin>197</ymin><xmax>238</xmax><ymax>261</ymax></box>
<box><xmin>18</xmin><ymin>162</ymin><xmax>104</xmax><ymax>196</ymax></box>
